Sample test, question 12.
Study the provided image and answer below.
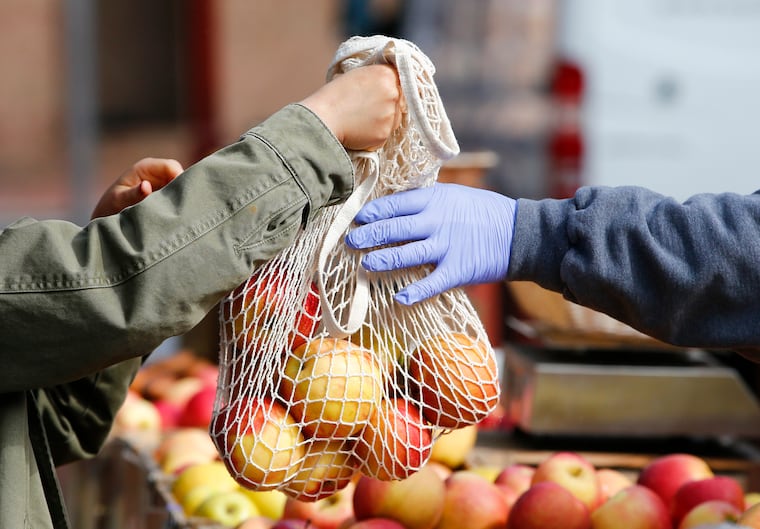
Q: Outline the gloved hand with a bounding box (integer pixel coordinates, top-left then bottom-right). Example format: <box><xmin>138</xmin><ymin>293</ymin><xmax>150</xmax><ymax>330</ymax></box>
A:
<box><xmin>345</xmin><ymin>182</ymin><xmax>517</xmax><ymax>305</ymax></box>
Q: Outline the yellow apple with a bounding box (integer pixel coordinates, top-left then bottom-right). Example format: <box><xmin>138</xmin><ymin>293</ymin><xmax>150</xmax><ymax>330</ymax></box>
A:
<box><xmin>428</xmin><ymin>424</ymin><xmax>478</xmax><ymax>469</ymax></box>
<box><xmin>239</xmin><ymin>489</ymin><xmax>288</xmax><ymax>520</ymax></box>
<box><xmin>285</xmin><ymin>438</ymin><xmax>358</xmax><ymax>500</ymax></box>
<box><xmin>212</xmin><ymin>397</ymin><xmax>305</xmax><ymax>490</ymax></box>
<box><xmin>195</xmin><ymin>490</ymin><xmax>259</xmax><ymax>527</ymax></box>
<box><xmin>171</xmin><ymin>461</ymin><xmax>239</xmax><ymax>506</ymax></box>
<box><xmin>279</xmin><ymin>338</ymin><xmax>384</xmax><ymax>439</ymax></box>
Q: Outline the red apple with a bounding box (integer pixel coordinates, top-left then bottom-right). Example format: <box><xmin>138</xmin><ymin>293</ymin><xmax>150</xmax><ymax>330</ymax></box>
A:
<box><xmin>353</xmin><ymin>466</ymin><xmax>446</xmax><ymax>529</ymax></box>
<box><xmin>272</xmin><ymin>520</ymin><xmax>311</xmax><ymax>529</ymax></box>
<box><xmin>153</xmin><ymin>399</ymin><xmax>182</xmax><ymax>430</ymax></box>
<box><xmin>282</xmin><ymin>481</ymin><xmax>355</xmax><ymax>529</ymax></box>
<box><xmin>177</xmin><ymin>385</ymin><xmax>217</xmax><ymax>428</ymax></box>
<box><xmin>495</xmin><ymin>464</ymin><xmax>535</xmax><ymax>496</ymax></box>
<box><xmin>596</xmin><ymin>468</ymin><xmax>634</xmax><ymax>504</ymax></box>
<box><xmin>237</xmin><ymin>516</ymin><xmax>276</xmax><ymax>529</ymax></box>
<box><xmin>285</xmin><ymin>438</ymin><xmax>358</xmax><ymax>501</ymax></box>
<box><xmin>212</xmin><ymin>397</ymin><xmax>305</xmax><ymax>490</ymax></box>
<box><xmin>507</xmin><ymin>481</ymin><xmax>591</xmax><ymax>529</ymax></box>
<box><xmin>355</xmin><ymin>397</ymin><xmax>434</xmax><ymax>481</ymax></box>
<box><xmin>531</xmin><ymin>451</ymin><xmax>601</xmax><ymax>511</ymax></box>
<box><xmin>670</xmin><ymin>476</ymin><xmax>745</xmax><ymax>527</ymax></box>
<box><xmin>436</xmin><ymin>471</ymin><xmax>509</xmax><ymax>529</ymax></box>
<box><xmin>279</xmin><ymin>337</ymin><xmax>384</xmax><ymax>439</ymax></box>
<box><xmin>739</xmin><ymin>502</ymin><xmax>760</xmax><ymax>528</ymax></box>
<box><xmin>636</xmin><ymin>453</ymin><xmax>713</xmax><ymax>508</ymax></box>
<box><xmin>678</xmin><ymin>499</ymin><xmax>741</xmax><ymax>529</ymax></box>
<box><xmin>408</xmin><ymin>333</ymin><xmax>499</xmax><ymax>429</ymax></box>
<box><xmin>591</xmin><ymin>485</ymin><xmax>670</xmax><ymax>529</ymax></box>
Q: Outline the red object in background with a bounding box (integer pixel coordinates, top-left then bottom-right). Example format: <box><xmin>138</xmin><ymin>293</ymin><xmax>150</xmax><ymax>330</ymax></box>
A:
<box><xmin>547</xmin><ymin>59</ymin><xmax>585</xmax><ymax>199</ymax></box>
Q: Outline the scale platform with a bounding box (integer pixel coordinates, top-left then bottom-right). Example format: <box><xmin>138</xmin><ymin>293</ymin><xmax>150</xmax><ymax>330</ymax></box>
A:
<box><xmin>501</xmin><ymin>343</ymin><xmax>760</xmax><ymax>438</ymax></box>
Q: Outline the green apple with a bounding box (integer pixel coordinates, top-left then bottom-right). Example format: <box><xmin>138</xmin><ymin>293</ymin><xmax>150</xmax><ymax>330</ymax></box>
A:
<box><xmin>195</xmin><ymin>490</ymin><xmax>259</xmax><ymax>527</ymax></box>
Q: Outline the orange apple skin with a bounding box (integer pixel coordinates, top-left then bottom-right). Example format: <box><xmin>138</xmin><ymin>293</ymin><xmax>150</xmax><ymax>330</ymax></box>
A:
<box><xmin>355</xmin><ymin>397</ymin><xmax>434</xmax><ymax>481</ymax></box>
<box><xmin>279</xmin><ymin>338</ymin><xmax>383</xmax><ymax>439</ymax></box>
<box><xmin>494</xmin><ymin>464</ymin><xmax>535</xmax><ymax>497</ymax></box>
<box><xmin>212</xmin><ymin>397</ymin><xmax>305</xmax><ymax>491</ymax></box>
<box><xmin>596</xmin><ymin>468</ymin><xmax>634</xmax><ymax>504</ymax></box>
<box><xmin>530</xmin><ymin>451</ymin><xmax>601</xmax><ymax>511</ymax></box>
<box><xmin>739</xmin><ymin>502</ymin><xmax>760</xmax><ymax>528</ymax></box>
<box><xmin>506</xmin><ymin>481</ymin><xmax>591</xmax><ymax>529</ymax></box>
<box><xmin>636</xmin><ymin>453</ymin><xmax>714</xmax><ymax>508</ymax></box>
<box><xmin>590</xmin><ymin>485</ymin><xmax>670</xmax><ymax>529</ymax></box>
<box><xmin>282</xmin><ymin>481</ymin><xmax>355</xmax><ymax>529</ymax></box>
<box><xmin>408</xmin><ymin>333</ymin><xmax>499</xmax><ymax>429</ymax></box>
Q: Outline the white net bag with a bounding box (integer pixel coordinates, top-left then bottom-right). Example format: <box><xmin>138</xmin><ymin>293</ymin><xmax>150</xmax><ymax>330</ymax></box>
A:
<box><xmin>211</xmin><ymin>35</ymin><xmax>500</xmax><ymax>501</ymax></box>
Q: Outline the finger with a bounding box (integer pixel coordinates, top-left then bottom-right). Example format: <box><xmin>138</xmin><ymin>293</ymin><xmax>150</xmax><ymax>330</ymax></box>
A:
<box><xmin>354</xmin><ymin>186</ymin><xmax>434</xmax><ymax>224</ymax></box>
<box><xmin>346</xmin><ymin>215</ymin><xmax>431</xmax><ymax>249</ymax></box>
<box><xmin>135</xmin><ymin>158</ymin><xmax>184</xmax><ymax>188</ymax></box>
<box><xmin>359</xmin><ymin>240</ymin><xmax>437</xmax><ymax>272</ymax></box>
<box><xmin>394</xmin><ymin>266</ymin><xmax>455</xmax><ymax>306</ymax></box>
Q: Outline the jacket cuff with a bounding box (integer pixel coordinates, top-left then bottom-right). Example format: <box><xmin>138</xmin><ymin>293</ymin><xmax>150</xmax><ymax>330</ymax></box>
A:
<box><xmin>243</xmin><ymin>103</ymin><xmax>355</xmax><ymax>224</ymax></box>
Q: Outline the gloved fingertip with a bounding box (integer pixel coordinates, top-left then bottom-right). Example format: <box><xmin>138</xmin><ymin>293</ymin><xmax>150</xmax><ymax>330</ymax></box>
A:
<box><xmin>394</xmin><ymin>290</ymin><xmax>415</xmax><ymax>306</ymax></box>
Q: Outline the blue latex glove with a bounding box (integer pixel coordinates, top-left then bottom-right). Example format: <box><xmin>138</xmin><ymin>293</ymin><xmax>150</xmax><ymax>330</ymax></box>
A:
<box><xmin>345</xmin><ymin>182</ymin><xmax>517</xmax><ymax>305</ymax></box>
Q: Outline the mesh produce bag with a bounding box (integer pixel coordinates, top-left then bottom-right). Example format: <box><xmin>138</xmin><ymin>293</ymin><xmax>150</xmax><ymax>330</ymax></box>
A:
<box><xmin>211</xmin><ymin>35</ymin><xmax>500</xmax><ymax>501</ymax></box>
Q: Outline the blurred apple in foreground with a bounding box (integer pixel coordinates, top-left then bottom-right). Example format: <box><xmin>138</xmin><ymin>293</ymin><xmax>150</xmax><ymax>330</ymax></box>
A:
<box><xmin>237</xmin><ymin>515</ymin><xmax>276</xmax><ymax>529</ymax></box>
<box><xmin>596</xmin><ymin>468</ymin><xmax>634</xmax><ymax>503</ymax></box>
<box><xmin>240</xmin><ymin>489</ymin><xmax>288</xmax><ymax>520</ymax></box>
<box><xmin>112</xmin><ymin>390</ymin><xmax>161</xmax><ymax>437</ymax></box>
<box><xmin>428</xmin><ymin>424</ymin><xmax>478</xmax><ymax>469</ymax></box>
<box><xmin>353</xmin><ymin>466</ymin><xmax>445</xmax><ymax>529</ymax></box>
<box><xmin>271</xmin><ymin>519</ymin><xmax>311</xmax><ymax>529</ymax></box>
<box><xmin>195</xmin><ymin>490</ymin><xmax>258</xmax><ymax>527</ymax></box>
<box><xmin>171</xmin><ymin>461</ymin><xmax>238</xmax><ymax>507</ymax></box>
<box><xmin>739</xmin><ymin>502</ymin><xmax>760</xmax><ymax>528</ymax></box>
<box><xmin>282</xmin><ymin>481</ymin><xmax>355</xmax><ymax>529</ymax></box>
<box><xmin>747</xmin><ymin>492</ymin><xmax>760</xmax><ymax>509</ymax></box>
<box><xmin>177</xmin><ymin>384</ymin><xmax>217</xmax><ymax>428</ymax></box>
<box><xmin>590</xmin><ymin>485</ymin><xmax>670</xmax><ymax>529</ymax></box>
<box><xmin>670</xmin><ymin>475</ymin><xmax>745</xmax><ymax>527</ymax></box>
<box><xmin>636</xmin><ymin>453</ymin><xmax>713</xmax><ymax>508</ymax></box>
<box><xmin>507</xmin><ymin>481</ymin><xmax>591</xmax><ymax>529</ymax></box>
<box><xmin>425</xmin><ymin>461</ymin><xmax>453</xmax><ymax>481</ymax></box>
<box><xmin>531</xmin><ymin>451</ymin><xmax>600</xmax><ymax>511</ymax></box>
<box><xmin>155</xmin><ymin>427</ymin><xmax>218</xmax><ymax>475</ymax></box>
<box><xmin>343</xmin><ymin>519</ymin><xmax>406</xmax><ymax>529</ymax></box>
<box><xmin>436</xmin><ymin>470</ymin><xmax>509</xmax><ymax>529</ymax></box>
<box><xmin>495</xmin><ymin>464</ymin><xmax>535</xmax><ymax>496</ymax></box>
<box><xmin>677</xmin><ymin>499</ymin><xmax>741</xmax><ymax>529</ymax></box>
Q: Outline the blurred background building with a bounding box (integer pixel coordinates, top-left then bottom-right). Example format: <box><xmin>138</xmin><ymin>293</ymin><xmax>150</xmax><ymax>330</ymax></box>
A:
<box><xmin>2</xmin><ymin>0</ymin><xmax>760</xmax><ymax>354</ymax></box>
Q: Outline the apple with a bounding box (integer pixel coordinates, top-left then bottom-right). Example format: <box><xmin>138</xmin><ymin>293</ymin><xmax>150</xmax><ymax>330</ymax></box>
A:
<box><xmin>171</xmin><ymin>461</ymin><xmax>239</xmax><ymax>507</ymax></box>
<box><xmin>355</xmin><ymin>397</ymin><xmax>434</xmax><ymax>481</ymax></box>
<box><xmin>531</xmin><ymin>452</ymin><xmax>601</xmax><ymax>511</ymax></box>
<box><xmin>428</xmin><ymin>423</ymin><xmax>478</xmax><ymax>469</ymax></box>
<box><xmin>495</xmin><ymin>464</ymin><xmax>535</xmax><ymax>496</ymax></box>
<box><xmin>239</xmin><ymin>489</ymin><xmax>289</xmax><ymax>520</ymax></box>
<box><xmin>154</xmin><ymin>399</ymin><xmax>182</xmax><ymax>430</ymax></box>
<box><xmin>282</xmin><ymin>480</ymin><xmax>355</xmax><ymax>529</ymax></box>
<box><xmin>677</xmin><ymin>499</ymin><xmax>741</xmax><ymax>528</ymax></box>
<box><xmin>343</xmin><ymin>519</ymin><xmax>407</xmax><ymax>529</ymax></box>
<box><xmin>237</xmin><ymin>515</ymin><xmax>277</xmax><ymax>529</ymax></box>
<box><xmin>212</xmin><ymin>397</ymin><xmax>306</xmax><ymax>490</ymax></box>
<box><xmin>590</xmin><ymin>485</ymin><xmax>670</xmax><ymax>529</ymax></box>
<box><xmin>425</xmin><ymin>461</ymin><xmax>453</xmax><ymax>481</ymax></box>
<box><xmin>225</xmin><ymin>273</ymin><xmax>320</xmax><ymax>353</ymax></box>
<box><xmin>469</xmin><ymin>464</ymin><xmax>503</xmax><ymax>483</ymax></box>
<box><xmin>155</xmin><ymin>427</ymin><xmax>218</xmax><ymax>475</ymax></box>
<box><xmin>177</xmin><ymin>385</ymin><xmax>217</xmax><ymax>428</ymax></box>
<box><xmin>161</xmin><ymin>376</ymin><xmax>205</xmax><ymax>407</ymax></box>
<box><xmin>408</xmin><ymin>333</ymin><xmax>499</xmax><ymax>428</ymax></box>
<box><xmin>353</xmin><ymin>466</ymin><xmax>446</xmax><ymax>529</ymax></box>
<box><xmin>670</xmin><ymin>476</ymin><xmax>745</xmax><ymax>527</ymax></box>
<box><xmin>596</xmin><ymin>468</ymin><xmax>634</xmax><ymax>504</ymax></box>
<box><xmin>636</xmin><ymin>453</ymin><xmax>713</xmax><ymax>508</ymax></box>
<box><xmin>285</xmin><ymin>438</ymin><xmax>358</xmax><ymax>500</ymax></box>
<box><xmin>272</xmin><ymin>520</ymin><xmax>311</xmax><ymax>529</ymax></box>
<box><xmin>436</xmin><ymin>471</ymin><xmax>509</xmax><ymax>529</ymax></box>
<box><xmin>739</xmin><ymin>502</ymin><xmax>760</xmax><ymax>528</ymax></box>
<box><xmin>195</xmin><ymin>490</ymin><xmax>258</xmax><ymax>527</ymax></box>
<box><xmin>746</xmin><ymin>492</ymin><xmax>760</xmax><ymax>509</ymax></box>
<box><xmin>112</xmin><ymin>390</ymin><xmax>162</xmax><ymax>436</ymax></box>
<box><xmin>349</xmin><ymin>324</ymin><xmax>405</xmax><ymax>374</ymax></box>
<box><xmin>279</xmin><ymin>337</ymin><xmax>384</xmax><ymax>439</ymax></box>
<box><xmin>506</xmin><ymin>481</ymin><xmax>591</xmax><ymax>529</ymax></box>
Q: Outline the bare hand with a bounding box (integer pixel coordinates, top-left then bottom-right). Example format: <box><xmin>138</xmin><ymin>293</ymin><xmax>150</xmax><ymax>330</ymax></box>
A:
<box><xmin>300</xmin><ymin>64</ymin><xmax>402</xmax><ymax>152</ymax></box>
<box><xmin>91</xmin><ymin>157</ymin><xmax>184</xmax><ymax>219</ymax></box>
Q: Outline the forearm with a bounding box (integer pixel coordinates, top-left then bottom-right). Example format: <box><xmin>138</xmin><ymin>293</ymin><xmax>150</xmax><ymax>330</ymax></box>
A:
<box><xmin>509</xmin><ymin>186</ymin><xmax>760</xmax><ymax>349</ymax></box>
<box><xmin>0</xmin><ymin>104</ymin><xmax>353</xmax><ymax>392</ymax></box>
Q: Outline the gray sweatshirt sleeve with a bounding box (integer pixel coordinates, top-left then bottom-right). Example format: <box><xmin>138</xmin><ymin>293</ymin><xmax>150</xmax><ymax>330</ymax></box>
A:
<box><xmin>508</xmin><ymin>185</ymin><xmax>760</xmax><ymax>350</ymax></box>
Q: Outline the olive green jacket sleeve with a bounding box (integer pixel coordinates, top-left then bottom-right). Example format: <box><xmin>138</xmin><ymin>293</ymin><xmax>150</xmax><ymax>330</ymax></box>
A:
<box><xmin>0</xmin><ymin>103</ymin><xmax>354</xmax><ymax>394</ymax></box>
